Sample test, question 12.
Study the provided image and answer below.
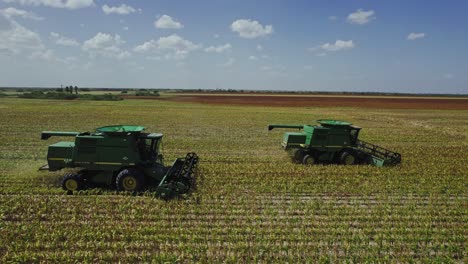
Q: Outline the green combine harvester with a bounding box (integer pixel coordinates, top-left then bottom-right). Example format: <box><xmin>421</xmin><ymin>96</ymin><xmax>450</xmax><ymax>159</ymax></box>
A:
<box><xmin>268</xmin><ymin>120</ymin><xmax>401</xmax><ymax>167</ymax></box>
<box><xmin>40</xmin><ymin>125</ymin><xmax>198</xmax><ymax>198</ymax></box>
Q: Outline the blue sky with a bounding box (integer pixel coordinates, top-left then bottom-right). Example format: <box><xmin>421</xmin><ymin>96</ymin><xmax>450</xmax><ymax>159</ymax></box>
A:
<box><xmin>0</xmin><ymin>0</ymin><xmax>466</xmax><ymax>94</ymax></box>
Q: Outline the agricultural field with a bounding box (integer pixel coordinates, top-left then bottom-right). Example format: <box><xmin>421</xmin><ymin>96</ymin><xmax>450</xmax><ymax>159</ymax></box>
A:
<box><xmin>0</xmin><ymin>96</ymin><xmax>466</xmax><ymax>262</ymax></box>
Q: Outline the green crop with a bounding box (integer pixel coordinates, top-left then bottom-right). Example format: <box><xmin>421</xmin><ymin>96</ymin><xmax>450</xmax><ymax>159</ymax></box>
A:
<box><xmin>0</xmin><ymin>97</ymin><xmax>466</xmax><ymax>262</ymax></box>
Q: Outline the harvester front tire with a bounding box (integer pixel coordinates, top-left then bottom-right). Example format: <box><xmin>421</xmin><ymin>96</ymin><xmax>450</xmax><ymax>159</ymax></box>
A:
<box><xmin>62</xmin><ymin>173</ymin><xmax>83</xmax><ymax>191</ymax></box>
<box><xmin>292</xmin><ymin>149</ymin><xmax>306</xmax><ymax>164</ymax></box>
<box><xmin>302</xmin><ymin>155</ymin><xmax>316</xmax><ymax>165</ymax></box>
<box><xmin>116</xmin><ymin>168</ymin><xmax>145</xmax><ymax>192</ymax></box>
<box><xmin>340</xmin><ymin>151</ymin><xmax>356</xmax><ymax>165</ymax></box>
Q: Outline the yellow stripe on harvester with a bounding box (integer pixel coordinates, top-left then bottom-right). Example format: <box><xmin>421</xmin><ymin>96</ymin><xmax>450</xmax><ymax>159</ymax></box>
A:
<box><xmin>95</xmin><ymin>162</ymin><xmax>135</xmax><ymax>166</ymax></box>
<box><xmin>48</xmin><ymin>159</ymin><xmax>135</xmax><ymax>166</ymax></box>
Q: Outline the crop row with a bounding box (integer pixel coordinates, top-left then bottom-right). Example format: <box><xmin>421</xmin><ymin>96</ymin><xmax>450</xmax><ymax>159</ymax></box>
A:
<box><xmin>0</xmin><ymin>98</ymin><xmax>466</xmax><ymax>262</ymax></box>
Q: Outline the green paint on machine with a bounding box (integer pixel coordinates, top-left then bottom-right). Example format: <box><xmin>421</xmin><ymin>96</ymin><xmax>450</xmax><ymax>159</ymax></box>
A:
<box><xmin>40</xmin><ymin>125</ymin><xmax>198</xmax><ymax>198</ymax></box>
<box><xmin>268</xmin><ymin>120</ymin><xmax>401</xmax><ymax>167</ymax></box>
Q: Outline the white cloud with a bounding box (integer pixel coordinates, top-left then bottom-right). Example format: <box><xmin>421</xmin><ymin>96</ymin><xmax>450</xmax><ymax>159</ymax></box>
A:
<box><xmin>407</xmin><ymin>32</ymin><xmax>425</xmax><ymax>40</ymax></box>
<box><xmin>115</xmin><ymin>50</ymin><xmax>130</xmax><ymax>59</ymax></box>
<box><xmin>231</xmin><ymin>19</ymin><xmax>273</xmax><ymax>39</ymax></box>
<box><xmin>154</xmin><ymin>15</ymin><xmax>183</xmax><ymax>29</ymax></box>
<box><xmin>219</xmin><ymin>57</ymin><xmax>235</xmax><ymax>67</ymax></box>
<box><xmin>82</xmin><ymin>32</ymin><xmax>130</xmax><ymax>59</ymax></box>
<box><xmin>50</xmin><ymin>32</ymin><xmax>79</xmax><ymax>46</ymax></box>
<box><xmin>0</xmin><ymin>7</ymin><xmax>43</xmax><ymax>20</ymax></box>
<box><xmin>30</xmin><ymin>48</ymin><xmax>76</xmax><ymax>64</ymax></box>
<box><xmin>3</xmin><ymin>0</ymin><xmax>95</xmax><ymax>10</ymax></box>
<box><xmin>303</xmin><ymin>65</ymin><xmax>313</xmax><ymax>70</ymax></box>
<box><xmin>320</xmin><ymin>40</ymin><xmax>354</xmax><ymax>51</ymax></box>
<box><xmin>102</xmin><ymin>4</ymin><xmax>138</xmax><ymax>15</ymax></box>
<box><xmin>328</xmin><ymin>16</ymin><xmax>337</xmax><ymax>21</ymax></box>
<box><xmin>257</xmin><ymin>44</ymin><xmax>263</xmax><ymax>51</ymax></box>
<box><xmin>248</xmin><ymin>55</ymin><xmax>257</xmax><ymax>60</ymax></box>
<box><xmin>347</xmin><ymin>9</ymin><xmax>375</xmax><ymax>25</ymax></box>
<box><xmin>134</xmin><ymin>34</ymin><xmax>200</xmax><ymax>60</ymax></box>
<box><xmin>316</xmin><ymin>52</ymin><xmax>327</xmax><ymax>57</ymax></box>
<box><xmin>83</xmin><ymin>32</ymin><xmax>123</xmax><ymax>50</ymax></box>
<box><xmin>30</xmin><ymin>48</ymin><xmax>56</xmax><ymax>61</ymax></box>
<box><xmin>146</xmin><ymin>55</ymin><xmax>161</xmax><ymax>61</ymax></box>
<box><xmin>0</xmin><ymin>15</ymin><xmax>43</xmax><ymax>54</ymax></box>
<box><xmin>204</xmin><ymin>43</ymin><xmax>231</xmax><ymax>53</ymax></box>
<box><xmin>158</xmin><ymin>34</ymin><xmax>198</xmax><ymax>51</ymax></box>
<box><xmin>260</xmin><ymin>64</ymin><xmax>286</xmax><ymax>74</ymax></box>
<box><xmin>133</xmin><ymin>40</ymin><xmax>156</xmax><ymax>53</ymax></box>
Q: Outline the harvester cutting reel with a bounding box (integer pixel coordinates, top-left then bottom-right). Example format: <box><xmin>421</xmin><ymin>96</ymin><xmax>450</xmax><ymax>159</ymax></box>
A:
<box><xmin>155</xmin><ymin>152</ymin><xmax>199</xmax><ymax>199</ymax></box>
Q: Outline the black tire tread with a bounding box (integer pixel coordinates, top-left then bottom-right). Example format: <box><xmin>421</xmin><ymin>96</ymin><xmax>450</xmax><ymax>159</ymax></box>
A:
<box><xmin>116</xmin><ymin>168</ymin><xmax>145</xmax><ymax>192</ymax></box>
<box><xmin>340</xmin><ymin>150</ymin><xmax>356</xmax><ymax>165</ymax></box>
<box><xmin>62</xmin><ymin>173</ymin><xmax>83</xmax><ymax>191</ymax></box>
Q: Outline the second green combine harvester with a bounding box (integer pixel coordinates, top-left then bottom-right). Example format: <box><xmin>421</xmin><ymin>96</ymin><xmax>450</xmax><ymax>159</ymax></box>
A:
<box><xmin>40</xmin><ymin>125</ymin><xmax>198</xmax><ymax>198</ymax></box>
<box><xmin>268</xmin><ymin>120</ymin><xmax>401</xmax><ymax>167</ymax></box>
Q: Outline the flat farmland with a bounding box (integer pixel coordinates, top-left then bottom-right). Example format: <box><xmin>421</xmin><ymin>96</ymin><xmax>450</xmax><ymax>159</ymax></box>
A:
<box><xmin>0</xmin><ymin>96</ymin><xmax>466</xmax><ymax>262</ymax></box>
<box><xmin>127</xmin><ymin>93</ymin><xmax>468</xmax><ymax>110</ymax></box>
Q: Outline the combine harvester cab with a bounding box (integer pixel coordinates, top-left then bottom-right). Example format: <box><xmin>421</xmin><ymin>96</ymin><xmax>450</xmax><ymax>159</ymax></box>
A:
<box><xmin>268</xmin><ymin>120</ymin><xmax>401</xmax><ymax>167</ymax></box>
<box><xmin>40</xmin><ymin>125</ymin><xmax>198</xmax><ymax>198</ymax></box>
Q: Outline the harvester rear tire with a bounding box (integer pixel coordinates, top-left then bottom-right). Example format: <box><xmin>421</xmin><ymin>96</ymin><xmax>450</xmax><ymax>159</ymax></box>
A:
<box><xmin>116</xmin><ymin>168</ymin><xmax>145</xmax><ymax>192</ymax></box>
<box><xmin>62</xmin><ymin>173</ymin><xmax>83</xmax><ymax>191</ymax></box>
<box><xmin>340</xmin><ymin>151</ymin><xmax>356</xmax><ymax>165</ymax></box>
<box><xmin>302</xmin><ymin>155</ymin><xmax>316</xmax><ymax>165</ymax></box>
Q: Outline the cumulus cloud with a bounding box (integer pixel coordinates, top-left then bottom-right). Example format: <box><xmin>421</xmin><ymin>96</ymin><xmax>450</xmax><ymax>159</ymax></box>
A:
<box><xmin>407</xmin><ymin>32</ymin><xmax>425</xmax><ymax>40</ymax></box>
<box><xmin>0</xmin><ymin>14</ymin><xmax>43</xmax><ymax>54</ymax></box>
<box><xmin>0</xmin><ymin>7</ymin><xmax>43</xmax><ymax>20</ymax></box>
<box><xmin>347</xmin><ymin>9</ymin><xmax>375</xmax><ymax>25</ymax></box>
<box><xmin>50</xmin><ymin>32</ymin><xmax>79</xmax><ymax>46</ymax></box>
<box><xmin>154</xmin><ymin>15</ymin><xmax>183</xmax><ymax>29</ymax></box>
<box><xmin>2</xmin><ymin>0</ymin><xmax>95</xmax><ymax>9</ymax></box>
<box><xmin>204</xmin><ymin>43</ymin><xmax>231</xmax><ymax>53</ymax></box>
<box><xmin>30</xmin><ymin>48</ymin><xmax>73</xmax><ymax>64</ymax></box>
<box><xmin>320</xmin><ymin>40</ymin><xmax>354</xmax><ymax>51</ymax></box>
<box><xmin>231</xmin><ymin>19</ymin><xmax>273</xmax><ymax>39</ymax></box>
<box><xmin>102</xmin><ymin>4</ymin><xmax>138</xmax><ymax>15</ymax></box>
<box><xmin>219</xmin><ymin>57</ymin><xmax>235</xmax><ymax>67</ymax></box>
<box><xmin>134</xmin><ymin>34</ymin><xmax>200</xmax><ymax>60</ymax></box>
<box><xmin>82</xmin><ymin>32</ymin><xmax>130</xmax><ymax>59</ymax></box>
<box><xmin>29</xmin><ymin>48</ymin><xmax>56</xmax><ymax>61</ymax></box>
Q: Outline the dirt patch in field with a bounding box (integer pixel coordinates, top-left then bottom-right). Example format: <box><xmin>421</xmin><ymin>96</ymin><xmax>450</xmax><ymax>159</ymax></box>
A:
<box><xmin>123</xmin><ymin>94</ymin><xmax>468</xmax><ymax>109</ymax></box>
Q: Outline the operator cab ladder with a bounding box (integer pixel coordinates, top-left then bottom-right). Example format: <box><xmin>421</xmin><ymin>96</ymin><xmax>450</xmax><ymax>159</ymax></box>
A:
<box><xmin>357</xmin><ymin>140</ymin><xmax>401</xmax><ymax>166</ymax></box>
